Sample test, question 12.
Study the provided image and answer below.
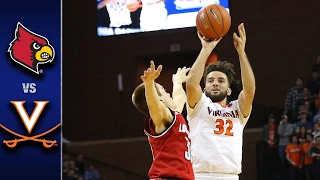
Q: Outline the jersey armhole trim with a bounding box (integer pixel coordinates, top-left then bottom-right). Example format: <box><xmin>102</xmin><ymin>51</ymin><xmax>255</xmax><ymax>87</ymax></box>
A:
<box><xmin>187</xmin><ymin>93</ymin><xmax>206</xmax><ymax>121</ymax></box>
<box><xmin>144</xmin><ymin>109</ymin><xmax>177</xmax><ymax>138</ymax></box>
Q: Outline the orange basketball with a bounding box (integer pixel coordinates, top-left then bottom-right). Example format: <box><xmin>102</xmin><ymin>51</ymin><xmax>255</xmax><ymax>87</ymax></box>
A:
<box><xmin>196</xmin><ymin>4</ymin><xmax>231</xmax><ymax>40</ymax></box>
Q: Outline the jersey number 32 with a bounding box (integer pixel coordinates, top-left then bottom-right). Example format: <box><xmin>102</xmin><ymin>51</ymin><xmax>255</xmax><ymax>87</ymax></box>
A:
<box><xmin>214</xmin><ymin>119</ymin><xmax>234</xmax><ymax>136</ymax></box>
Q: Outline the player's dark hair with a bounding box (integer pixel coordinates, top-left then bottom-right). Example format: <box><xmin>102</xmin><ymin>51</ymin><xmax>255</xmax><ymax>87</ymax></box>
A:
<box><xmin>203</xmin><ymin>61</ymin><xmax>235</xmax><ymax>86</ymax></box>
<box><xmin>132</xmin><ymin>83</ymin><xmax>161</xmax><ymax>116</ymax></box>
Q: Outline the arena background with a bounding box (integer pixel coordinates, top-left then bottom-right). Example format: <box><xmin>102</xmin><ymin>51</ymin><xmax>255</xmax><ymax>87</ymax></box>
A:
<box><xmin>63</xmin><ymin>1</ymin><xmax>320</xmax><ymax>179</ymax></box>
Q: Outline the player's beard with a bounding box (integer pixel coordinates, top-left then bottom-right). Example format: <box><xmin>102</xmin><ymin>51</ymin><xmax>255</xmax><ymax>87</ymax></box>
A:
<box><xmin>205</xmin><ymin>90</ymin><xmax>227</xmax><ymax>102</ymax></box>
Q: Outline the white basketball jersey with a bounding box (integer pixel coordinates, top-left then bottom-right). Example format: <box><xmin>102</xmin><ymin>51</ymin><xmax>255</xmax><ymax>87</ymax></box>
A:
<box><xmin>139</xmin><ymin>0</ymin><xmax>167</xmax><ymax>31</ymax></box>
<box><xmin>106</xmin><ymin>0</ymin><xmax>132</xmax><ymax>28</ymax></box>
<box><xmin>187</xmin><ymin>93</ymin><xmax>250</xmax><ymax>175</ymax></box>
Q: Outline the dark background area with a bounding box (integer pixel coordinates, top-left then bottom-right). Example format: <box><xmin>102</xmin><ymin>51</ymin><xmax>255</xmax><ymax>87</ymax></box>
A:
<box><xmin>63</xmin><ymin>0</ymin><xmax>320</xmax><ymax>141</ymax></box>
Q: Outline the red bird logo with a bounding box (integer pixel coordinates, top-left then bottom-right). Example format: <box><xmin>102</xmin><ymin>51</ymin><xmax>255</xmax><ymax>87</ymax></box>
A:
<box><xmin>8</xmin><ymin>22</ymin><xmax>54</xmax><ymax>74</ymax></box>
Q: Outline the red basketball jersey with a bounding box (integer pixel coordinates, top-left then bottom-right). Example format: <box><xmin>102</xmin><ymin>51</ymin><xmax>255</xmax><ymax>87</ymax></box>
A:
<box><xmin>144</xmin><ymin>110</ymin><xmax>194</xmax><ymax>180</ymax></box>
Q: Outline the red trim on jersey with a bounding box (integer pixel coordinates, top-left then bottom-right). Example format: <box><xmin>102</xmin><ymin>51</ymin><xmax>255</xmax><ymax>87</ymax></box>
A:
<box><xmin>216</xmin><ymin>102</ymin><xmax>226</xmax><ymax>108</ymax></box>
<box><xmin>145</xmin><ymin>110</ymin><xmax>176</xmax><ymax>137</ymax></box>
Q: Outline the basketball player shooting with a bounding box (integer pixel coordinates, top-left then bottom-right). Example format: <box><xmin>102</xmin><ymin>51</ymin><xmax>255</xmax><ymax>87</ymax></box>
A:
<box><xmin>186</xmin><ymin>23</ymin><xmax>256</xmax><ymax>180</ymax></box>
<box><xmin>132</xmin><ymin>61</ymin><xmax>194</xmax><ymax>180</ymax></box>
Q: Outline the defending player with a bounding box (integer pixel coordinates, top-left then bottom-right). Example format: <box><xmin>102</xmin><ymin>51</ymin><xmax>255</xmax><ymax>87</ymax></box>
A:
<box><xmin>132</xmin><ymin>61</ymin><xmax>194</xmax><ymax>180</ymax></box>
<box><xmin>186</xmin><ymin>23</ymin><xmax>255</xmax><ymax>179</ymax></box>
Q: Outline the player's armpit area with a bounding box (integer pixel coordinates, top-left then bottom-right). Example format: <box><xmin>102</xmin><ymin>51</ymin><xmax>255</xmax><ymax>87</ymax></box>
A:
<box><xmin>149</xmin><ymin>110</ymin><xmax>175</xmax><ymax>135</ymax></box>
<box><xmin>186</xmin><ymin>84</ymin><xmax>202</xmax><ymax>109</ymax></box>
<box><xmin>237</xmin><ymin>90</ymin><xmax>253</xmax><ymax>119</ymax></box>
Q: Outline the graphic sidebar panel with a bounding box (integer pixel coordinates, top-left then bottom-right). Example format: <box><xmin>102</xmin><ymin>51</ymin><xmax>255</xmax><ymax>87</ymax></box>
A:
<box><xmin>0</xmin><ymin>0</ymin><xmax>61</xmax><ymax>179</ymax></box>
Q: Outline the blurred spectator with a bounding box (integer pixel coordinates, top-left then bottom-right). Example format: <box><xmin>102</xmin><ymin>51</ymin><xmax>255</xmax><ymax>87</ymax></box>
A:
<box><xmin>75</xmin><ymin>154</ymin><xmax>86</xmax><ymax>176</ymax></box>
<box><xmin>85</xmin><ymin>164</ymin><xmax>100</xmax><ymax>180</ymax></box>
<box><xmin>63</xmin><ymin>160</ymin><xmax>71</xmax><ymax>179</ymax></box>
<box><xmin>261</xmin><ymin>114</ymin><xmax>279</xmax><ymax>179</ymax></box>
<box><xmin>308</xmin><ymin>71</ymin><xmax>320</xmax><ymax>100</ymax></box>
<box><xmin>77</xmin><ymin>176</ymin><xmax>85</xmax><ymax>180</ymax></box>
<box><xmin>314</xmin><ymin>92</ymin><xmax>320</xmax><ymax>111</ymax></box>
<box><xmin>312</xmin><ymin>56</ymin><xmax>320</xmax><ymax>73</ymax></box>
<box><xmin>302</xmin><ymin>133</ymin><xmax>315</xmax><ymax>180</ymax></box>
<box><xmin>262</xmin><ymin>114</ymin><xmax>279</xmax><ymax>147</ymax></box>
<box><xmin>278</xmin><ymin>115</ymin><xmax>295</xmax><ymax>163</ymax></box>
<box><xmin>297</xmin><ymin>126</ymin><xmax>307</xmax><ymax>145</ymax></box>
<box><xmin>312</xmin><ymin>107</ymin><xmax>320</xmax><ymax>124</ymax></box>
<box><xmin>295</xmin><ymin>110</ymin><xmax>313</xmax><ymax>131</ymax></box>
<box><xmin>310</xmin><ymin>135</ymin><xmax>320</xmax><ymax>180</ymax></box>
<box><xmin>294</xmin><ymin>102</ymin><xmax>313</xmax><ymax>123</ymax></box>
<box><xmin>65</xmin><ymin>170</ymin><xmax>79</xmax><ymax>180</ymax></box>
<box><xmin>69</xmin><ymin>161</ymin><xmax>79</xmax><ymax>175</ymax></box>
<box><xmin>285</xmin><ymin>134</ymin><xmax>303</xmax><ymax>180</ymax></box>
<box><xmin>312</xmin><ymin>123</ymin><xmax>320</xmax><ymax>141</ymax></box>
<box><xmin>63</xmin><ymin>153</ymin><xmax>71</xmax><ymax>162</ymax></box>
<box><xmin>284</xmin><ymin>77</ymin><xmax>304</xmax><ymax>122</ymax></box>
<box><xmin>303</xmin><ymin>101</ymin><xmax>314</xmax><ymax>121</ymax></box>
<box><xmin>295</xmin><ymin>88</ymin><xmax>314</xmax><ymax>114</ymax></box>
<box><xmin>277</xmin><ymin>114</ymin><xmax>295</xmax><ymax>179</ymax></box>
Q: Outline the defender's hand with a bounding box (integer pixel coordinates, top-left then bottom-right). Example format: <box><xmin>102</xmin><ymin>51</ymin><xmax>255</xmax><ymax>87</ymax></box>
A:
<box><xmin>141</xmin><ymin>61</ymin><xmax>162</xmax><ymax>83</ymax></box>
<box><xmin>172</xmin><ymin>67</ymin><xmax>191</xmax><ymax>85</ymax></box>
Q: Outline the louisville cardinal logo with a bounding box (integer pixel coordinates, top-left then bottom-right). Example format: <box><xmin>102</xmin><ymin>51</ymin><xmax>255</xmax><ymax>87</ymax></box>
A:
<box><xmin>8</xmin><ymin>22</ymin><xmax>54</xmax><ymax>74</ymax></box>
